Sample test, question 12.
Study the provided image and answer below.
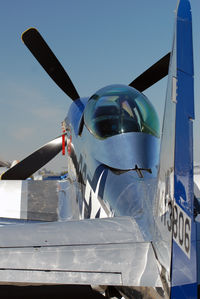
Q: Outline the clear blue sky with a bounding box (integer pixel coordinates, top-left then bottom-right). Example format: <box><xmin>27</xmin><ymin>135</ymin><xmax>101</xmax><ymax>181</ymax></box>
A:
<box><xmin>0</xmin><ymin>0</ymin><xmax>199</xmax><ymax>172</ymax></box>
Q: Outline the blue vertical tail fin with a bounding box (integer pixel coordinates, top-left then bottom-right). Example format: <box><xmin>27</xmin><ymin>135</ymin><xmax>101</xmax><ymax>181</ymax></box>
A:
<box><xmin>154</xmin><ymin>0</ymin><xmax>197</xmax><ymax>298</ymax></box>
<box><xmin>170</xmin><ymin>0</ymin><xmax>197</xmax><ymax>297</ymax></box>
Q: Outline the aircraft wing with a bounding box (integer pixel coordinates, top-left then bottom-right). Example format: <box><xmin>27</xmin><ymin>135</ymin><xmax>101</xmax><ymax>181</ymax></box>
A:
<box><xmin>0</xmin><ymin>216</ymin><xmax>162</xmax><ymax>287</ymax></box>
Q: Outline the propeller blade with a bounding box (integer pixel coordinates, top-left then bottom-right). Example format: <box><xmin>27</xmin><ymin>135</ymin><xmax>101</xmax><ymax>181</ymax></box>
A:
<box><xmin>22</xmin><ymin>28</ymin><xmax>79</xmax><ymax>101</ymax></box>
<box><xmin>129</xmin><ymin>52</ymin><xmax>170</xmax><ymax>92</ymax></box>
<box><xmin>1</xmin><ymin>134</ymin><xmax>66</xmax><ymax>180</ymax></box>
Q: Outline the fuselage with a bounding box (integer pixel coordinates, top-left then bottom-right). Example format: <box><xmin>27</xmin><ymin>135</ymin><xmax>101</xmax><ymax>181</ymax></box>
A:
<box><xmin>64</xmin><ymin>84</ymin><xmax>160</xmax><ymax>235</ymax></box>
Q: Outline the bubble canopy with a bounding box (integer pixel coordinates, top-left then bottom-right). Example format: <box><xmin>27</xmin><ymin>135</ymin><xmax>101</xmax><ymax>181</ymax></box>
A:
<box><xmin>84</xmin><ymin>84</ymin><xmax>160</xmax><ymax>140</ymax></box>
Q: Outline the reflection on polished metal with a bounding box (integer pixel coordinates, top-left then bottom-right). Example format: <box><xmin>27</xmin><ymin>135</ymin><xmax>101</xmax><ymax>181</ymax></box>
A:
<box><xmin>152</xmin><ymin>26</ymin><xmax>177</xmax><ymax>295</ymax></box>
<box><xmin>0</xmin><ymin>217</ymin><xmax>161</xmax><ymax>287</ymax></box>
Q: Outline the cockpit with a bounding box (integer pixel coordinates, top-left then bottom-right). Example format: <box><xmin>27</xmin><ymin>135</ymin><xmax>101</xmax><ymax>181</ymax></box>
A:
<box><xmin>84</xmin><ymin>84</ymin><xmax>160</xmax><ymax>140</ymax></box>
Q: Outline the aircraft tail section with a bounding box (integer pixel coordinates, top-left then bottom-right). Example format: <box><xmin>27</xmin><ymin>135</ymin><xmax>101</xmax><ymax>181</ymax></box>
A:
<box><xmin>154</xmin><ymin>0</ymin><xmax>197</xmax><ymax>297</ymax></box>
<box><xmin>170</xmin><ymin>0</ymin><xmax>197</xmax><ymax>297</ymax></box>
